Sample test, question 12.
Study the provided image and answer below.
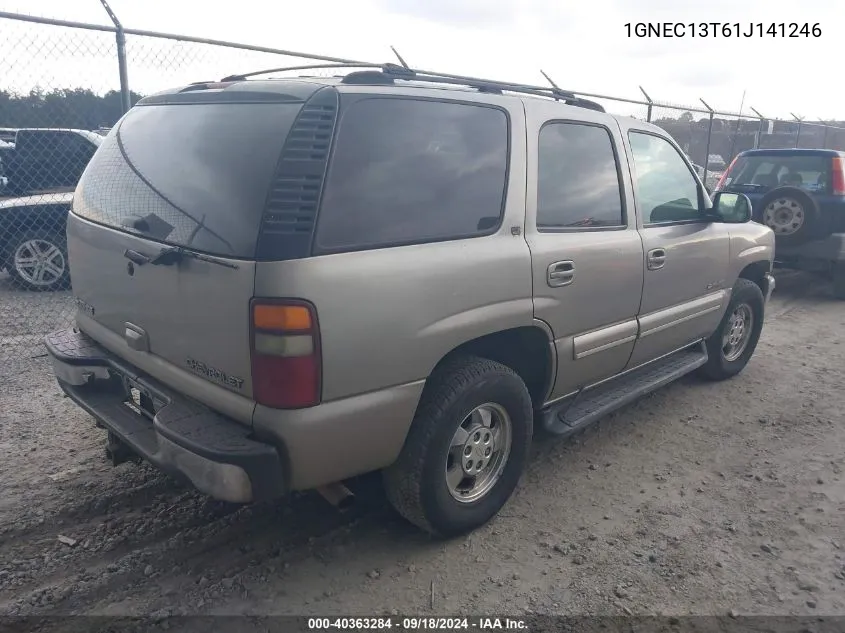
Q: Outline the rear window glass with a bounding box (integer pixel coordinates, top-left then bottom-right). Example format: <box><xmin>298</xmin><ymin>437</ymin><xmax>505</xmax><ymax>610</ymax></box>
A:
<box><xmin>74</xmin><ymin>103</ymin><xmax>300</xmax><ymax>258</ymax></box>
<box><xmin>314</xmin><ymin>97</ymin><xmax>509</xmax><ymax>252</ymax></box>
<box><xmin>725</xmin><ymin>154</ymin><xmax>829</xmax><ymax>192</ymax></box>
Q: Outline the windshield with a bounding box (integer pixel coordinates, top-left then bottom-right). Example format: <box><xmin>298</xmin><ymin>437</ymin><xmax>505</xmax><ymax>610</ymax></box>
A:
<box><xmin>725</xmin><ymin>154</ymin><xmax>829</xmax><ymax>192</ymax></box>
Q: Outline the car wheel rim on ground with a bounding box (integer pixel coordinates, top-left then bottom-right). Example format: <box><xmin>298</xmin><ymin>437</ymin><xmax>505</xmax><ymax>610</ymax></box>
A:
<box><xmin>14</xmin><ymin>239</ymin><xmax>66</xmax><ymax>287</ymax></box>
<box><xmin>722</xmin><ymin>303</ymin><xmax>753</xmax><ymax>362</ymax></box>
<box><xmin>445</xmin><ymin>402</ymin><xmax>512</xmax><ymax>504</ymax></box>
<box><xmin>763</xmin><ymin>198</ymin><xmax>804</xmax><ymax>235</ymax></box>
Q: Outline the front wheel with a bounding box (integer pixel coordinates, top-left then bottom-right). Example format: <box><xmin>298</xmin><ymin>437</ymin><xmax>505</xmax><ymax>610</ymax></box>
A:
<box><xmin>383</xmin><ymin>356</ymin><xmax>533</xmax><ymax>537</ymax></box>
<box><xmin>698</xmin><ymin>278</ymin><xmax>765</xmax><ymax>381</ymax></box>
<box><xmin>5</xmin><ymin>228</ymin><xmax>71</xmax><ymax>291</ymax></box>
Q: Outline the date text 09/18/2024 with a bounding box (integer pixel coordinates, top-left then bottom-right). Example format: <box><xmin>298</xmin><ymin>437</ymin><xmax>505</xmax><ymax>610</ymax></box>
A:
<box><xmin>625</xmin><ymin>22</ymin><xmax>821</xmax><ymax>38</ymax></box>
<box><xmin>307</xmin><ymin>618</ymin><xmax>528</xmax><ymax>631</ymax></box>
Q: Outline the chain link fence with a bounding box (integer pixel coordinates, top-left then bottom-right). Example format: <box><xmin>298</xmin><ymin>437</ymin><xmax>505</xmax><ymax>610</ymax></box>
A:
<box><xmin>0</xmin><ymin>12</ymin><xmax>357</xmax><ymax>374</ymax></box>
<box><xmin>1</xmin><ymin>9</ymin><xmax>844</xmax><ymax>376</ymax></box>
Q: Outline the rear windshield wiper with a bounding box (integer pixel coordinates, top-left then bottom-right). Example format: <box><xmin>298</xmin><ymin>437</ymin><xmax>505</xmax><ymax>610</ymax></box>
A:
<box><xmin>123</xmin><ymin>246</ymin><xmax>238</xmax><ymax>270</ymax></box>
<box><xmin>728</xmin><ymin>183</ymin><xmax>767</xmax><ymax>190</ymax></box>
<box><xmin>151</xmin><ymin>246</ymin><xmax>239</xmax><ymax>269</ymax></box>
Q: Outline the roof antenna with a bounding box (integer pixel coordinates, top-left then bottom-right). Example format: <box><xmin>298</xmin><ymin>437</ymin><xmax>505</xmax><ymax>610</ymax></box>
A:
<box><xmin>540</xmin><ymin>69</ymin><xmax>560</xmax><ymax>90</ymax></box>
<box><xmin>540</xmin><ymin>69</ymin><xmax>575</xmax><ymax>101</ymax></box>
<box><xmin>390</xmin><ymin>46</ymin><xmax>410</xmax><ymax>69</ymax></box>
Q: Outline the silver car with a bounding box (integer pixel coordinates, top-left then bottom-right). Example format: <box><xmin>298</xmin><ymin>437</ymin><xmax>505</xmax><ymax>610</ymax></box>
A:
<box><xmin>45</xmin><ymin>67</ymin><xmax>775</xmax><ymax>536</ymax></box>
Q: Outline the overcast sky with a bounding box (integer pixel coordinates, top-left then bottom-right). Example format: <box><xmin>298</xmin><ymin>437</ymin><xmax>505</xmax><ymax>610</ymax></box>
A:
<box><xmin>0</xmin><ymin>0</ymin><xmax>841</xmax><ymax>121</ymax></box>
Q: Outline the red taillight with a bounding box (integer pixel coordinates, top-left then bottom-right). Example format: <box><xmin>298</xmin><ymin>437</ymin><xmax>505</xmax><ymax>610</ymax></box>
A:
<box><xmin>832</xmin><ymin>156</ymin><xmax>845</xmax><ymax>196</ymax></box>
<box><xmin>714</xmin><ymin>155</ymin><xmax>738</xmax><ymax>191</ymax></box>
<box><xmin>250</xmin><ymin>299</ymin><xmax>321</xmax><ymax>409</ymax></box>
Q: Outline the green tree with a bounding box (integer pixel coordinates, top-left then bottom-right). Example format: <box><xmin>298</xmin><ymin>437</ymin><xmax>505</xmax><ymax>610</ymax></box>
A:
<box><xmin>0</xmin><ymin>88</ymin><xmax>143</xmax><ymax>130</ymax></box>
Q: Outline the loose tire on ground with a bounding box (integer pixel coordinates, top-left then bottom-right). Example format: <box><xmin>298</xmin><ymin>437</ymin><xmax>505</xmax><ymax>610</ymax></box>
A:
<box><xmin>698</xmin><ymin>278</ymin><xmax>765</xmax><ymax>381</ymax></box>
<box><xmin>4</xmin><ymin>228</ymin><xmax>71</xmax><ymax>291</ymax></box>
<box><xmin>383</xmin><ymin>355</ymin><xmax>533</xmax><ymax>537</ymax></box>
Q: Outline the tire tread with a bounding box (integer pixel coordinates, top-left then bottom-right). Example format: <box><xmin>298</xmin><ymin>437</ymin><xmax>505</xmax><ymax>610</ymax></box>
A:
<box><xmin>698</xmin><ymin>278</ymin><xmax>764</xmax><ymax>381</ymax></box>
<box><xmin>382</xmin><ymin>355</ymin><xmax>530</xmax><ymax>536</ymax></box>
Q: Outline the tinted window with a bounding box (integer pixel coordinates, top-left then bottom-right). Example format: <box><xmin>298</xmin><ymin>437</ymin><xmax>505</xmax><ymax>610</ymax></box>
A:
<box><xmin>74</xmin><ymin>102</ymin><xmax>302</xmax><ymax>258</ymax></box>
<box><xmin>15</xmin><ymin>131</ymin><xmax>61</xmax><ymax>156</ymax></box>
<box><xmin>315</xmin><ymin>98</ymin><xmax>508</xmax><ymax>252</ymax></box>
<box><xmin>629</xmin><ymin>132</ymin><xmax>701</xmax><ymax>224</ymax></box>
<box><xmin>63</xmin><ymin>132</ymin><xmax>99</xmax><ymax>154</ymax></box>
<box><xmin>537</xmin><ymin>123</ymin><xmax>624</xmax><ymax>229</ymax></box>
<box><xmin>725</xmin><ymin>154</ymin><xmax>829</xmax><ymax>192</ymax></box>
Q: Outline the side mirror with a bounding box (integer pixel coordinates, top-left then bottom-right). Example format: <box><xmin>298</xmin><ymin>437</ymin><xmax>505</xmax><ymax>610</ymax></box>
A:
<box><xmin>711</xmin><ymin>191</ymin><xmax>752</xmax><ymax>223</ymax></box>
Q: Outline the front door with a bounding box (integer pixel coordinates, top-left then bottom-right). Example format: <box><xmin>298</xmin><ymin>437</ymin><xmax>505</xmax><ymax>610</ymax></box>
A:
<box><xmin>524</xmin><ymin>104</ymin><xmax>644</xmax><ymax>401</ymax></box>
<box><xmin>618</xmin><ymin>123</ymin><xmax>731</xmax><ymax>368</ymax></box>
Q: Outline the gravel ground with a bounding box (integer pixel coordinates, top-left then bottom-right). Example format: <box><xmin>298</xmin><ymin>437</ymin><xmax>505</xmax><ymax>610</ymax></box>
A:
<box><xmin>1</xmin><ymin>269</ymin><xmax>844</xmax><ymax>626</ymax></box>
<box><xmin>0</xmin><ymin>271</ymin><xmax>74</xmax><ymax>376</ymax></box>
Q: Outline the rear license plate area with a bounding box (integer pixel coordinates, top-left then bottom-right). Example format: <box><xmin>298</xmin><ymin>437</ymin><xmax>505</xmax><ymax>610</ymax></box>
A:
<box><xmin>121</xmin><ymin>377</ymin><xmax>158</xmax><ymax>420</ymax></box>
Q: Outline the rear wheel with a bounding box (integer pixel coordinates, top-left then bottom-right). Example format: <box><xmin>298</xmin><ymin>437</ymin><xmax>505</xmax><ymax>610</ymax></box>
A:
<box><xmin>383</xmin><ymin>356</ymin><xmax>533</xmax><ymax>537</ymax></box>
<box><xmin>698</xmin><ymin>278</ymin><xmax>765</xmax><ymax>381</ymax></box>
<box><xmin>5</xmin><ymin>228</ymin><xmax>71</xmax><ymax>291</ymax></box>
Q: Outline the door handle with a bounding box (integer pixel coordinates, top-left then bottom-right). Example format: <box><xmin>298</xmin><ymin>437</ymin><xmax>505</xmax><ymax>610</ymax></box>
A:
<box><xmin>647</xmin><ymin>248</ymin><xmax>667</xmax><ymax>271</ymax></box>
<box><xmin>547</xmin><ymin>260</ymin><xmax>576</xmax><ymax>287</ymax></box>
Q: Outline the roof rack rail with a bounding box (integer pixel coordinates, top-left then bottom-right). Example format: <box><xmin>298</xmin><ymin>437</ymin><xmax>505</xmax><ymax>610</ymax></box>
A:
<box><xmin>221</xmin><ymin>62</ymin><xmax>380</xmax><ymax>82</ymax></box>
<box><xmin>340</xmin><ymin>65</ymin><xmax>606</xmax><ymax>112</ymax></box>
<box><xmin>220</xmin><ymin>59</ymin><xmax>605</xmax><ymax>112</ymax></box>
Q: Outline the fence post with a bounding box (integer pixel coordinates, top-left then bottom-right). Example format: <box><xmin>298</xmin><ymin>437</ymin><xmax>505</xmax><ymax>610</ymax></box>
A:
<box><xmin>699</xmin><ymin>98</ymin><xmax>715</xmax><ymax>185</ymax></box>
<box><xmin>639</xmin><ymin>86</ymin><xmax>653</xmax><ymax>123</ymax></box>
<box><xmin>790</xmin><ymin>113</ymin><xmax>803</xmax><ymax>149</ymax></box>
<box><xmin>750</xmin><ymin>107</ymin><xmax>765</xmax><ymax>149</ymax></box>
<box><xmin>819</xmin><ymin>119</ymin><xmax>829</xmax><ymax>149</ymax></box>
<box><xmin>99</xmin><ymin>0</ymin><xmax>131</xmax><ymax>114</ymax></box>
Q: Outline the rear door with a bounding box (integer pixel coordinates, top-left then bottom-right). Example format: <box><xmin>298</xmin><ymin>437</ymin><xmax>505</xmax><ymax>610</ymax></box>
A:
<box><xmin>68</xmin><ymin>89</ymin><xmax>314</xmax><ymax>409</ymax></box>
<box><xmin>618</xmin><ymin>122</ymin><xmax>731</xmax><ymax>367</ymax></box>
<box><xmin>523</xmin><ymin>103</ymin><xmax>644</xmax><ymax>400</ymax></box>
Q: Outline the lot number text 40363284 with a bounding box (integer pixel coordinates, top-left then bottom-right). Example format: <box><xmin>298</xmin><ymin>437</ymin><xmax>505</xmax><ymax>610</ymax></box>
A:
<box><xmin>624</xmin><ymin>22</ymin><xmax>821</xmax><ymax>38</ymax></box>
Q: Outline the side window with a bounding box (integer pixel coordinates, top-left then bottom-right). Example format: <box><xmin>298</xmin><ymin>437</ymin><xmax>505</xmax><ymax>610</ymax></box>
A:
<box><xmin>24</xmin><ymin>132</ymin><xmax>62</xmax><ymax>162</ymax></box>
<box><xmin>14</xmin><ymin>132</ymin><xmax>42</xmax><ymax>157</ymax></box>
<box><xmin>315</xmin><ymin>97</ymin><xmax>509</xmax><ymax>252</ymax></box>
<box><xmin>61</xmin><ymin>133</ymin><xmax>98</xmax><ymax>166</ymax></box>
<box><xmin>537</xmin><ymin>122</ymin><xmax>625</xmax><ymax>229</ymax></box>
<box><xmin>628</xmin><ymin>132</ymin><xmax>701</xmax><ymax>224</ymax></box>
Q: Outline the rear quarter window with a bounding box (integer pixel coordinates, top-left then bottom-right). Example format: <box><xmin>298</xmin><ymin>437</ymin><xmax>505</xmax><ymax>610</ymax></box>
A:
<box><xmin>313</xmin><ymin>97</ymin><xmax>509</xmax><ymax>253</ymax></box>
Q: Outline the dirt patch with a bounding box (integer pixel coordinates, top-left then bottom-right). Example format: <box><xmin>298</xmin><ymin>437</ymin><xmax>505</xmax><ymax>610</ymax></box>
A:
<box><xmin>1</xmin><ymin>270</ymin><xmax>843</xmax><ymax>622</ymax></box>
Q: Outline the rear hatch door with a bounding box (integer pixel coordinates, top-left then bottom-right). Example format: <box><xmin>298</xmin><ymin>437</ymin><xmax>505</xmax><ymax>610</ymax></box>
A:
<box><xmin>68</xmin><ymin>85</ymin><xmax>316</xmax><ymax>402</ymax></box>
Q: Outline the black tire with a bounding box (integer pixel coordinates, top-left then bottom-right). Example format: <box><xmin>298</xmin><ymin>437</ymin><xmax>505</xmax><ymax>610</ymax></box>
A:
<box><xmin>832</xmin><ymin>263</ymin><xmax>845</xmax><ymax>300</ymax></box>
<box><xmin>698</xmin><ymin>278</ymin><xmax>765</xmax><ymax>381</ymax></box>
<box><xmin>383</xmin><ymin>356</ymin><xmax>533</xmax><ymax>537</ymax></box>
<box><xmin>4</xmin><ymin>228</ymin><xmax>71</xmax><ymax>291</ymax></box>
<box><xmin>757</xmin><ymin>186</ymin><xmax>821</xmax><ymax>247</ymax></box>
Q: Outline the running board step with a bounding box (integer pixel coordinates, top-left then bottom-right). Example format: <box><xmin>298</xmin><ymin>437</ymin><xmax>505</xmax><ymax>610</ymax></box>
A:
<box><xmin>541</xmin><ymin>343</ymin><xmax>708</xmax><ymax>437</ymax></box>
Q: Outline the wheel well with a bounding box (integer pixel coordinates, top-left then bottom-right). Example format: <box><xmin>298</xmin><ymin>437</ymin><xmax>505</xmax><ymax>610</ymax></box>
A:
<box><xmin>437</xmin><ymin>326</ymin><xmax>553</xmax><ymax>408</ymax></box>
<box><xmin>738</xmin><ymin>261</ymin><xmax>769</xmax><ymax>292</ymax></box>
